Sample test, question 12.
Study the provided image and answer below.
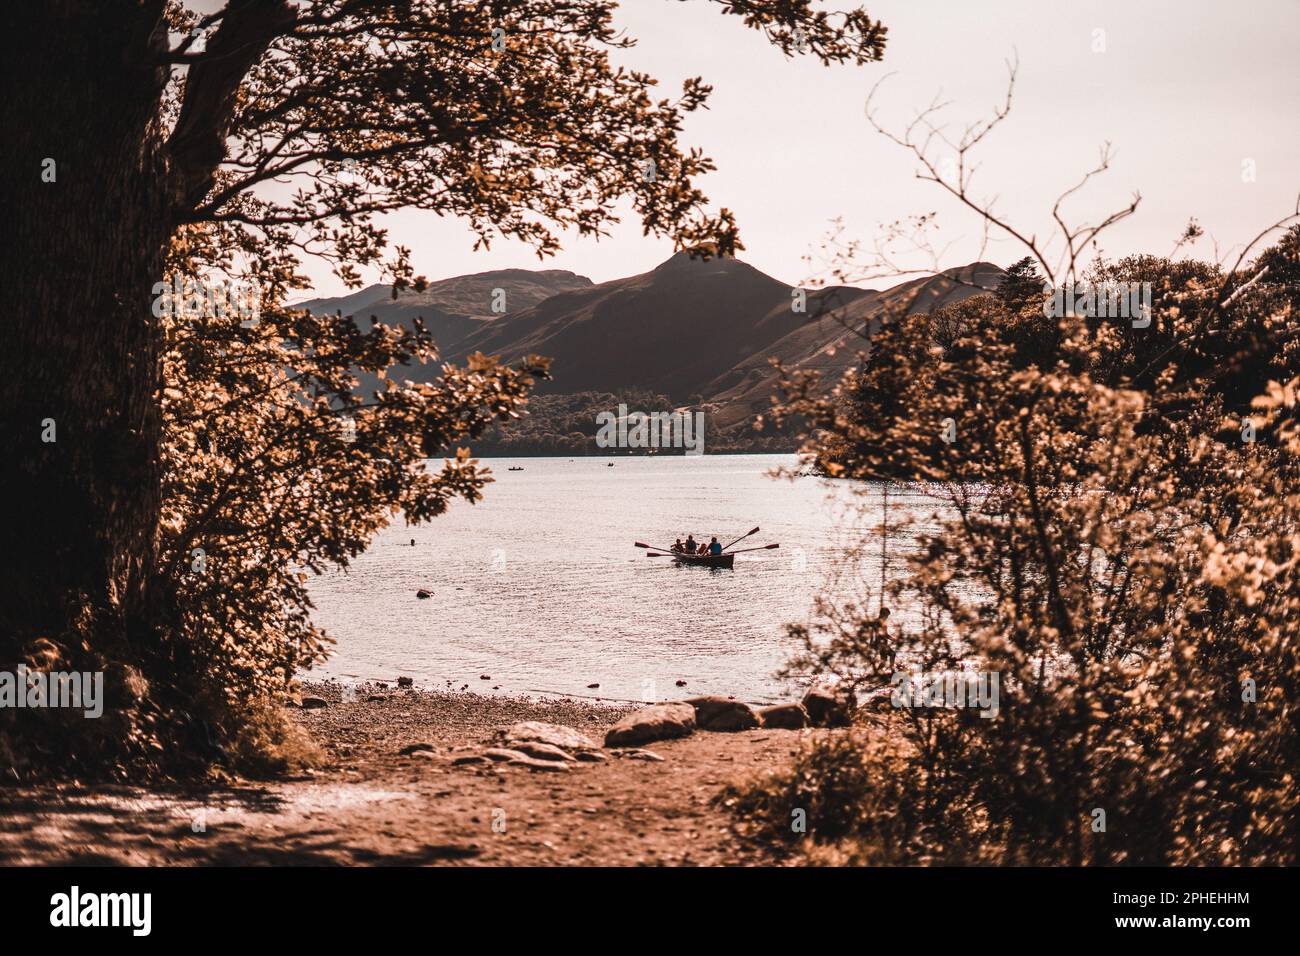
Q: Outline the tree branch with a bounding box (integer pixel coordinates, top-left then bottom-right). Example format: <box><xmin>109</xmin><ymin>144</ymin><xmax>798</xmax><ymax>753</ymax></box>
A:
<box><xmin>166</xmin><ymin>0</ymin><xmax>297</xmax><ymax>219</ymax></box>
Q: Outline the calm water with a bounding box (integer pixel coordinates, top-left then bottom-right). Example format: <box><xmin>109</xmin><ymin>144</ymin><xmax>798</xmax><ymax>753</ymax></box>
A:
<box><xmin>308</xmin><ymin>455</ymin><xmax>945</xmax><ymax>703</ymax></box>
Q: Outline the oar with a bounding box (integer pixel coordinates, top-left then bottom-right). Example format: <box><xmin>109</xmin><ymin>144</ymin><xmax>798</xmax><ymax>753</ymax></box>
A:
<box><xmin>728</xmin><ymin>541</ymin><xmax>774</xmax><ymax>556</ymax></box>
<box><xmin>635</xmin><ymin>541</ymin><xmax>675</xmax><ymax>555</ymax></box>
<box><xmin>720</xmin><ymin>526</ymin><xmax>760</xmax><ymax>553</ymax></box>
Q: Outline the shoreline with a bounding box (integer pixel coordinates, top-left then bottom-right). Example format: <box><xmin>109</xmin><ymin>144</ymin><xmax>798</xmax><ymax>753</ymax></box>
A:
<box><xmin>301</xmin><ymin>674</ymin><xmax>792</xmax><ymax>708</ymax></box>
<box><xmin>0</xmin><ymin>680</ymin><xmax>830</xmax><ymax>866</ymax></box>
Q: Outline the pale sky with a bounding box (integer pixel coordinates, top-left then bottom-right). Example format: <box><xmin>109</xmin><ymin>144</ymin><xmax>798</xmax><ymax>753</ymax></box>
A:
<box><xmin>231</xmin><ymin>0</ymin><xmax>1300</xmax><ymax>294</ymax></box>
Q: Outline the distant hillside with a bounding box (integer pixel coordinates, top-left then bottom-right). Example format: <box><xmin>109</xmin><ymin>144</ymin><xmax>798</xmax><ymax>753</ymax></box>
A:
<box><xmin>295</xmin><ymin>268</ymin><xmax>594</xmax><ymax>355</ymax></box>
<box><xmin>704</xmin><ymin>261</ymin><xmax>1006</xmax><ymax>436</ymax></box>
<box><xmin>294</xmin><ymin>256</ymin><xmax>1004</xmax><ymax>453</ymax></box>
<box><xmin>453</xmin><ymin>252</ymin><xmax>871</xmax><ymax>399</ymax></box>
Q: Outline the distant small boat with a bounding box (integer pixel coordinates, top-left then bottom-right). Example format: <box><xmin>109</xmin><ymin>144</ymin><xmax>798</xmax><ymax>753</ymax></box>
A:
<box><xmin>607</xmin><ymin>462</ymin><xmax>615</xmax><ymax>467</ymax></box>
<box><xmin>673</xmin><ymin>552</ymin><xmax>734</xmax><ymax>569</ymax></box>
<box><xmin>508</xmin><ymin>466</ymin><xmax>524</xmax><ymax>471</ymax></box>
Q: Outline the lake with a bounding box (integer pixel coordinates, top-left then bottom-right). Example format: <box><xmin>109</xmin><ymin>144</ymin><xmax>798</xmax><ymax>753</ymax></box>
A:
<box><xmin>308</xmin><ymin>454</ymin><xmax>947</xmax><ymax>703</ymax></box>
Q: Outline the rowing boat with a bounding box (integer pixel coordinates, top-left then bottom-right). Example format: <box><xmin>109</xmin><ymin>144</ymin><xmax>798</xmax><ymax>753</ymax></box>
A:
<box><xmin>672</xmin><ymin>552</ymin><xmax>734</xmax><ymax>569</ymax></box>
<box><xmin>633</xmin><ymin>530</ymin><xmax>777</xmax><ymax>568</ymax></box>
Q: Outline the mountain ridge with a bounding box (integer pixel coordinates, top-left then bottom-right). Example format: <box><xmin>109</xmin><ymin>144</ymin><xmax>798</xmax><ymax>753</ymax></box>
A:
<box><xmin>296</xmin><ymin>255</ymin><xmax>1005</xmax><ymax>450</ymax></box>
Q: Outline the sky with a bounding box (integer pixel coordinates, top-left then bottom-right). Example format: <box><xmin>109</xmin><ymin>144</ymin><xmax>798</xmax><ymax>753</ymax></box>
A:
<box><xmin>247</xmin><ymin>0</ymin><xmax>1300</xmax><ymax>295</ymax></box>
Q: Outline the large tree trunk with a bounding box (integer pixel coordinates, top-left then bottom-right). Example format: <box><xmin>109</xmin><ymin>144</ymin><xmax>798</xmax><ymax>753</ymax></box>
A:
<box><xmin>0</xmin><ymin>2</ymin><xmax>173</xmax><ymax>670</ymax></box>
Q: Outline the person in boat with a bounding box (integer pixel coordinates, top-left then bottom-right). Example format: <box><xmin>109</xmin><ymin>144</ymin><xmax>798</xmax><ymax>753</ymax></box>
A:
<box><xmin>708</xmin><ymin>536</ymin><xmax>722</xmax><ymax>556</ymax></box>
<box><xmin>875</xmin><ymin>606</ymin><xmax>896</xmax><ymax>673</ymax></box>
<box><xmin>684</xmin><ymin>534</ymin><xmax>697</xmax><ymax>554</ymax></box>
<box><xmin>671</xmin><ymin>538</ymin><xmax>685</xmax><ymax>554</ymax></box>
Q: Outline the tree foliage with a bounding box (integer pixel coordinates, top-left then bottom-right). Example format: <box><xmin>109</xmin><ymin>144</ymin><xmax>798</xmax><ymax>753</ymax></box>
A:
<box><xmin>768</xmin><ymin>230</ymin><xmax>1300</xmax><ymax>863</ymax></box>
<box><xmin>1</xmin><ymin>0</ymin><xmax>886</xmax><ymax>778</ymax></box>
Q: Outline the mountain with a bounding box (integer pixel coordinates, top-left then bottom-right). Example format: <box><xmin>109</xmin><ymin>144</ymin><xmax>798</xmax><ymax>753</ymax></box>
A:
<box><xmin>452</xmin><ymin>252</ymin><xmax>872</xmax><ymax>399</ymax></box>
<box><xmin>702</xmin><ymin>261</ymin><xmax>1005</xmax><ymax>434</ymax></box>
<box><xmin>295</xmin><ymin>256</ymin><xmax>1004</xmax><ymax>451</ymax></box>
<box><xmin>294</xmin><ymin>268</ymin><xmax>594</xmax><ymax>355</ymax></box>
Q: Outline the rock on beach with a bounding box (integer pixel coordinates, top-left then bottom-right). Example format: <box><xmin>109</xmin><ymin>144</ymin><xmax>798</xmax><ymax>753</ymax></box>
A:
<box><xmin>685</xmin><ymin>696</ymin><xmax>761</xmax><ymax>732</ymax></box>
<box><xmin>758</xmin><ymin>702</ymin><xmax>810</xmax><ymax>729</ymax></box>
<box><xmin>604</xmin><ymin>702</ymin><xmax>696</xmax><ymax>747</ymax></box>
<box><xmin>801</xmin><ymin>686</ymin><xmax>857</xmax><ymax>727</ymax></box>
<box><xmin>502</xmin><ymin>721</ymin><xmax>600</xmax><ymax>752</ymax></box>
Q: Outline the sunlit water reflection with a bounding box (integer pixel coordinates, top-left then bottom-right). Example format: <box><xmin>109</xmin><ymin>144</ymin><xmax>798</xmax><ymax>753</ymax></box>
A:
<box><xmin>308</xmin><ymin>455</ymin><xmax>951</xmax><ymax>703</ymax></box>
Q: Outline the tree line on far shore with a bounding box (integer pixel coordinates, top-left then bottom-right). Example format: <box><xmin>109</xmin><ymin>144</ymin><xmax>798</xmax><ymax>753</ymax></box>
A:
<box><xmin>464</xmin><ymin>389</ymin><xmax>796</xmax><ymax>456</ymax></box>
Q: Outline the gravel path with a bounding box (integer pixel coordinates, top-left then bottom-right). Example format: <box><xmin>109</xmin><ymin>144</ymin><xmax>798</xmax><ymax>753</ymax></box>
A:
<box><xmin>0</xmin><ymin>681</ymin><xmax>812</xmax><ymax>866</ymax></box>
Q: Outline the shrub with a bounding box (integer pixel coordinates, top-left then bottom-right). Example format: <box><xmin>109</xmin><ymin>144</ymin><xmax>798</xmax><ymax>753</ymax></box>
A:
<box><xmin>768</xmin><ymin>236</ymin><xmax>1300</xmax><ymax>865</ymax></box>
<box><xmin>721</xmin><ymin>725</ymin><xmax>990</xmax><ymax>864</ymax></box>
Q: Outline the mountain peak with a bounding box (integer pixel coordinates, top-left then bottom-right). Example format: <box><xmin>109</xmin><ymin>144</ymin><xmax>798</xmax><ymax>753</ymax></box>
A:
<box><xmin>653</xmin><ymin>249</ymin><xmax>746</xmax><ymax>273</ymax></box>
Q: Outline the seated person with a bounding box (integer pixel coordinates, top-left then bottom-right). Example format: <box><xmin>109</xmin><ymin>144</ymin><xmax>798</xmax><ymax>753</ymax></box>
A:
<box><xmin>671</xmin><ymin>538</ymin><xmax>684</xmax><ymax>553</ymax></box>
<box><xmin>684</xmin><ymin>535</ymin><xmax>697</xmax><ymax>554</ymax></box>
<box><xmin>708</xmin><ymin>536</ymin><xmax>722</xmax><ymax>556</ymax></box>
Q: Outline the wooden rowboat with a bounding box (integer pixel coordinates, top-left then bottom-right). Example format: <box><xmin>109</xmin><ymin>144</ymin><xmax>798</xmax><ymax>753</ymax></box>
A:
<box><xmin>673</xmin><ymin>551</ymin><xmax>734</xmax><ymax>569</ymax></box>
<box><xmin>633</xmin><ymin>531</ymin><xmax>776</xmax><ymax>568</ymax></box>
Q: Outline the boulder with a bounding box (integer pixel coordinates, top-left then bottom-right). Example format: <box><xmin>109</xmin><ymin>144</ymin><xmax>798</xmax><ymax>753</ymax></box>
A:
<box><xmin>399</xmin><ymin>742</ymin><xmax>436</xmax><ymax>756</ymax></box>
<box><xmin>415</xmin><ymin>590</ymin><xmax>431</xmax><ymax>599</ymax></box>
<box><xmin>574</xmin><ymin>750</ymin><xmax>609</xmax><ymax>763</ymax></box>
<box><xmin>452</xmin><ymin>754</ymin><xmax>490</xmax><ymax>766</ymax></box>
<box><xmin>503</xmin><ymin>721</ymin><xmax>600</xmax><ymax>752</ymax></box>
<box><xmin>685</xmin><ymin>696</ymin><xmax>761</xmax><ymax>732</ymax></box>
<box><xmin>505</xmin><ymin>740</ymin><xmax>574</xmax><ymax>762</ymax></box>
<box><xmin>397</xmin><ymin>676</ymin><xmax>414</xmax><ymax>687</ymax></box>
<box><xmin>604</xmin><ymin>703</ymin><xmax>695</xmax><ymax>747</ymax></box>
<box><xmin>801</xmin><ymin>685</ymin><xmax>857</xmax><ymax>727</ymax></box>
<box><xmin>484</xmin><ymin>748</ymin><xmax>530</xmax><ymax>762</ymax></box>
<box><xmin>611</xmin><ymin>748</ymin><xmax>665</xmax><ymax>762</ymax></box>
<box><xmin>508</xmin><ymin>756</ymin><xmax>571</xmax><ymax>773</ymax></box>
<box><xmin>300</xmin><ymin>696</ymin><xmax>328</xmax><ymax>710</ymax></box>
<box><xmin>758</xmin><ymin>702</ymin><xmax>810</xmax><ymax>729</ymax></box>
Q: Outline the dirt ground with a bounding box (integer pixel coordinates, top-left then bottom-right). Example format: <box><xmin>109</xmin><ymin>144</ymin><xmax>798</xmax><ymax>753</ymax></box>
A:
<box><xmin>0</xmin><ymin>682</ymin><xmax>817</xmax><ymax>866</ymax></box>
